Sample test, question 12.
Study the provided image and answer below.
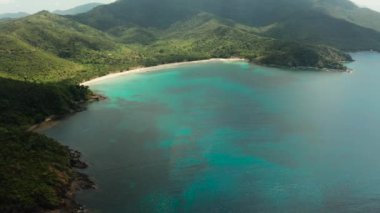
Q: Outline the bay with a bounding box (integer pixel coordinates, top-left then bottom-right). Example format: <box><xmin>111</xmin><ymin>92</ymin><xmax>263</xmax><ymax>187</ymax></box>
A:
<box><xmin>44</xmin><ymin>52</ymin><xmax>380</xmax><ymax>212</ymax></box>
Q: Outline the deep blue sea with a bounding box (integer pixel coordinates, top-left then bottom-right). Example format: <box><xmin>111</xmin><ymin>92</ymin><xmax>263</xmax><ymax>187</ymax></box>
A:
<box><xmin>44</xmin><ymin>52</ymin><xmax>380</xmax><ymax>212</ymax></box>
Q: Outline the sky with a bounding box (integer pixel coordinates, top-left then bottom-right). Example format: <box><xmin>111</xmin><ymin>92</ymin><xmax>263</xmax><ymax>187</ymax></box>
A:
<box><xmin>0</xmin><ymin>0</ymin><xmax>116</xmax><ymax>14</ymax></box>
<box><xmin>351</xmin><ymin>0</ymin><xmax>380</xmax><ymax>11</ymax></box>
<box><xmin>0</xmin><ymin>0</ymin><xmax>380</xmax><ymax>14</ymax></box>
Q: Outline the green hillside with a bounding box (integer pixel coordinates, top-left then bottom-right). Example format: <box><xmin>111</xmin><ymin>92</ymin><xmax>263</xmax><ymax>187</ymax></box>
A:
<box><xmin>0</xmin><ymin>11</ymin><xmax>352</xmax><ymax>84</ymax></box>
<box><xmin>262</xmin><ymin>11</ymin><xmax>380</xmax><ymax>51</ymax></box>
<box><xmin>0</xmin><ymin>127</ymin><xmax>72</xmax><ymax>212</ymax></box>
<box><xmin>314</xmin><ymin>0</ymin><xmax>380</xmax><ymax>33</ymax></box>
<box><xmin>0</xmin><ymin>77</ymin><xmax>90</xmax><ymax>212</ymax></box>
<box><xmin>145</xmin><ymin>13</ymin><xmax>351</xmax><ymax>69</ymax></box>
<box><xmin>74</xmin><ymin>0</ymin><xmax>197</xmax><ymax>30</ymax></box>
<box><xmin>73</xmin><ymin>0</ymin><xmax>311</xmax><ymax>30</ymax></box>
<box><xmin>0</xmin><ymin>12</ymin><xmax>141</xmax><ymax>82</ymax></box>
<box><xmin>73</xmin><ymin>0</ymin><xmax>380</xmax><ymax>52</ymax></box>
<box><xmin>0</xmin><ymin>11</ymin><xmax>116</xmax><ymax>59</ymax></box>
<box><xmin>0</xmin><ymin>78</ymin><xmax>89</xmax><ymax>127</ymax></box>
<box><xmin>0</xmin><ymin>34</ymin><xmax>85</xmax><ymax>82</ymax></box>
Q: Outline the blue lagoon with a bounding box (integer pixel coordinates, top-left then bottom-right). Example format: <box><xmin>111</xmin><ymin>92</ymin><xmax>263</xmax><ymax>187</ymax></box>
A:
<box><xmin>44</xmin><ymin>52</ymin><xmax>380</xmax><ymax>212</ymax></box>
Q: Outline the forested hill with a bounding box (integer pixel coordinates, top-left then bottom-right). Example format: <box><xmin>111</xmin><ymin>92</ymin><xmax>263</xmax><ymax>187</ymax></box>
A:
<box><xmin>74</xmin><ymin>0</ymin><xmax>380</xmax><ymax>51</ymax></box>
<box><xmin>0</xmin><ymin>78</ymin><xmax>91</xmax><ymax>212</ymax></box>
<box><xmin>0</xmin><ymin>11</ymin><xmax>352</xmax><ymax>85</ymax></box>
<box><xmin>314</xmin><ymin>0</ymin><xmax>380</xmax><ymax>33</ymax></box>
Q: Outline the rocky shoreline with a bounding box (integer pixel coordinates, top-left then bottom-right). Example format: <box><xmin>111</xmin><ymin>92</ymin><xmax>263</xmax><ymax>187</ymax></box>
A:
<box><xmin>252</xmin><ymin>59</ymin><xmax>354</xmax><ymax>73</ymax></box>
<box><xmin>47</xmin><ymin>149</ymin><xmax>95</xmax><ymax>213</ymax></box>
<box><xmin>39</xmin><ymin>94</ymin><xmax>106</xmax><ymax>213</ymax></box>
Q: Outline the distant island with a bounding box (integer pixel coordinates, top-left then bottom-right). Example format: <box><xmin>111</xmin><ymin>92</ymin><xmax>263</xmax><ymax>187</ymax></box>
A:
<box><xmin>2</xmin><ymin>0</ymin><xmax>380</xmax><ymax>211</ymax></box>
<box><xmin>0</xmin><ymin>12</ymin><xmax>29</xmax><ymax>20</ymax></box>
<box><xmin>0</xmin><ymin>2</ymin><xmax>103</xmax><ymax>20</ymax></box>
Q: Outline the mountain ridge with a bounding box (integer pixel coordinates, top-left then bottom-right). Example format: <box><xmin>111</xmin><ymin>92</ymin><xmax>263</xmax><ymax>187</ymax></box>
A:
<box><xmin>0</xmin><ymin>12</ymin><xmax>29</xmax><ymax>20</ymax></box>
<box><xmin>54</xmin><ymin>2</ymin><xmax>103</xmax><ymax>15</ymax></box>
<box><xmin>0</xmin><ymin>2</ymin><xmax>104</xmax><ymax>20</ymax></box>
<box><xmin>73</xmin><ymin>0</ymin><xmax>380</xmax><ymax>52</ymax></box>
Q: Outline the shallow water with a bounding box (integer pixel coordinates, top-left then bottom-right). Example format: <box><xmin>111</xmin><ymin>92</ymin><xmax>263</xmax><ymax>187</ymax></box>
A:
<box><xmin>44</xmin><ymin>52</ymin><xmax>380</xmax><ymax>212</ymax></box>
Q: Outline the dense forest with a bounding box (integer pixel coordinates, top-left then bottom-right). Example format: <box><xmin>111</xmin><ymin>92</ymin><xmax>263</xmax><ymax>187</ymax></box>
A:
<box><xmin>0</xmin><ymin>78</ymin><xmax>89</xmax><ymax>127</ymax></box>
<box><xmin>0</xmin><ymin>128</ymin><xmax>73</xmax><ymax>212</ymax></box>
<box><xmin>0</xmin><ymin>78</ymin><xmax>90</xmax><ymax>211</ymax></box>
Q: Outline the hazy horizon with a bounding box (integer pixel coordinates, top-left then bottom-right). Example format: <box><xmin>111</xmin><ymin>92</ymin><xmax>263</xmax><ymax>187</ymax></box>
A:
<box><xmin>0</xmin><ymin>0</ymin><xmax>380</xmax><ymax>14</ymax></box>
<box><xmin>351</xmin><ymin>0</ymin><xmax>380</xmax><ymax>11</ymax></box>
<box><xmin>0</xmin><ymin>0</ymin><xmax>116</xmax><ymax>14</ymax></box>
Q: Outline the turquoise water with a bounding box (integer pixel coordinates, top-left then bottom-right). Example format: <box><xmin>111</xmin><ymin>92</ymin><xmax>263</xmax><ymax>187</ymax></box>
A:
<box><xmin>44</xmin><ymin>52</ymin><xmax>380</xmax><ymax>212</ymax></box>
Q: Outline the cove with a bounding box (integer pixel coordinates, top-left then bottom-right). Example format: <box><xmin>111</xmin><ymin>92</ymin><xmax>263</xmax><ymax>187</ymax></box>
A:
<box><xmin>43</xmin><ymin>52</ymin><xmax>380</xmax><ymax>212</ymax></box>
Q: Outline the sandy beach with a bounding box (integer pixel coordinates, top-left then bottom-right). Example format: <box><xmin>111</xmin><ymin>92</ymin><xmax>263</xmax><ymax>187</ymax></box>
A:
<box><xmin>81</xmin><ymin>58</ymin><xmax>247</xmax><ymax>86</ymax></box>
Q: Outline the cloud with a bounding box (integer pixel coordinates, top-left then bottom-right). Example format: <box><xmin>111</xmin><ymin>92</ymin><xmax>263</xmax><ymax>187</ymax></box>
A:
<box><xmin>351</xmin><ymin>0</ymin><xmax>380</xmax><ymax>11</ymax></box>
<box><xmin>0</xmin><ymin>0</ymin><xmax>12</xmax><ymax>4</ymax></box>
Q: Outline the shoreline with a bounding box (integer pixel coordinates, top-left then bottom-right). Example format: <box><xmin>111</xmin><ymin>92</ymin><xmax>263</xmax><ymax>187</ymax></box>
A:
<box><xmin>29</xmin><ymin>96</ymin><xmax>104</xmax><ymax>213</ymax></box>
<box><xmin>80</xmin><ymin>57</ymin><xmax>352</xmax><ymax>86</ymax></box>
<box><xmin>28</xmin><ymin>94</ymin><xmax>106</xmax><ymax>133</ymax></box>
<box><xmin>40</xmin><ymin>57</ymin><xmax>351</xmax><ymax>212</ymax></box>
<box><xmin>47</xmin><ymin>149</ymin><xmax>96</xmax><ymax>213</ymax></box>
<box><xmin>81</xmin><ymin>58</ymin><xmax>247</xmax><ymax>86</ymax></box>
